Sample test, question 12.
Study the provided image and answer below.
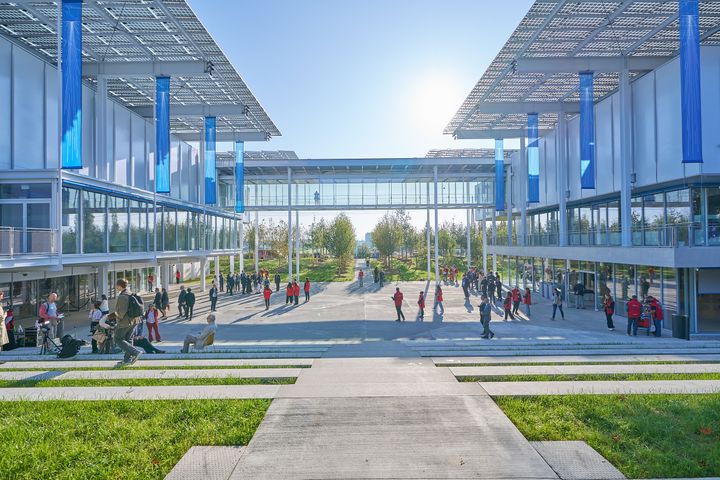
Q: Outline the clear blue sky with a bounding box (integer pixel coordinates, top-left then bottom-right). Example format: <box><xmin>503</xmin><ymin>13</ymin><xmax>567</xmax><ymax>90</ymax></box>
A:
<box><xmin>188</xmin><ymin>0</ymin><xmax>533</xmax><ymax>235</ymax></box>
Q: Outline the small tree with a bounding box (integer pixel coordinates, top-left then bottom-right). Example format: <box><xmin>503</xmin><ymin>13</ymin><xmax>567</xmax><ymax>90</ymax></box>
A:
<box><xmin>327</xmin><ymin>213</ymin><xmax>356</xmax><ymax>270</ymax></box>
<box><xmin>372</xmin><ymin>212</ymin><xmax>400</xmax><ymax>266</ymax></box>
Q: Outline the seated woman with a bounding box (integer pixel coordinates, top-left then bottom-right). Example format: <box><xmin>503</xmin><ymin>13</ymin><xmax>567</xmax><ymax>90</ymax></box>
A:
<box><xmin>131</xmin><ymin>319</ymin><xmax>165</xmax><ymax>354</ymax></box>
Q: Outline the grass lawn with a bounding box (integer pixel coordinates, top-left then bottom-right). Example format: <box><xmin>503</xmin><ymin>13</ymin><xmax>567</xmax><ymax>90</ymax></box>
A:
<box><xmin>457</xmin><ymin>372</ymin><xmax>720</xmax><ymax>382</ymax></box>
<box><xmin>496</xmin><ymin>394</ymin><xmax>720</xmax><ymax>479</ymax></box>
<box><xmin>228</xmin><ymin>256</ymin><xmax>354</xmax><ymax>282</ymax></box>
<box><xmin>369</xmin><ymin>258</ymin><xmax>431</xmax><ymax>281</ymax></box>
<box><xmin>437</xmin><ymin>360</ymin><xmax>720</xmax><ymax>367</ymax></box>
<box><xmin>0</xmin><ymin>399</ymin><xmax>270</xmax><ymax>480</ymax></box>
<box><xmin>0</xmin><ymin>377</ymin><xmax>295</xmax><ymax>388</ymax></box>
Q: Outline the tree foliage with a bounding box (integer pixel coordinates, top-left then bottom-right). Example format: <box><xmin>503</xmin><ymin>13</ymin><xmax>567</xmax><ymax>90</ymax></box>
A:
<box><xmin>326</xmin><ymin>213</ymin><xmax>355</xmax><ymax>269</ymax></box>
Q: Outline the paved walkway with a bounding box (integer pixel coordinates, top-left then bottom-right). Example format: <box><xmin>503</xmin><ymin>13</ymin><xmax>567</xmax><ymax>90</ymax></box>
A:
<box><xmin>450</xmin><ymin>363</ymin><xmax>720</xmax><ymax>377</ymax></box>
<box><xmin>0</xmin><ymin>368</ymin><xmax>302</xmax><ymax>381</ymax></box>
<box><xmin>479</xmin><ymin>379</ymin><xmax>720</xmax><ymax>396</ymax></box>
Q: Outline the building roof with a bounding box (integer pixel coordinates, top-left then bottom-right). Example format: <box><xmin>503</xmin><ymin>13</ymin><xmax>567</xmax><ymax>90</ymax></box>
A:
<box><xmin>446</xmin><ymin>0</ymin><xmax>720</xmax><ymax>137</ymax></box>
<box><xmin>0</xmin><ymin>0</ymin><xmax>279</xmax><ymax>138</ymax></box>
<box><xmin>426</xmin><ymin>148</ymin><xmax>514</xmax><ymax>160</ymax></box>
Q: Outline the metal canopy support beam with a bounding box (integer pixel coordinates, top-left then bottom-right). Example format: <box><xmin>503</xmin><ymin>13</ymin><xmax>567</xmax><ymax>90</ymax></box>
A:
<box><xmin>477</xmin><ymin>102</ymin><xmax>580</xmax><ymax>114</ymax></box>
<box><xmin>519</xmin><ymin>136</ymin><xmax>527</xmax><ymax>246</ymax></box>
<box><xmin>455</xmin><ymin>129</ymin><xmax>550</xmax><ymax>140</ymax></box>
<box><xmin>239</xmin><ymin>215</ymin><xmax>244</xmax><ymax>273</ymax></box>
<box><xmin>287</xmin><ymin>168</ymin><xmax>293</xmax><ymax>280</ymax></box>
<box><xmin>515</xmin><ymin>55</ymin><xmax>674</xmax><ymax>73</ymax></box>
<box><xmin>482</xmin><ymin>209</ymin><xmax>487</xmax><ymax>275</ymax></box>
<box><xmin>466</xmin><ymin>208</ymin><xmax>472</xmax><ymax>270</ymax></box>
<box><xmin>83</xmin><ymin>60</ymin><xmax>209</xmax><ymax>77</ymax></box>
<box><xmin>175</xmin><ymin>131</ymin><xmax>269</xmax><ymax>142</ymax></box>
<box><xmin>427</xmin><ymin>183</ymin><xmax>431</xmax><ymax>281</ymax></box>
<box><xmin>254</xmin><ymin>211</ymin><xmax>259</xmax><ymax>272</ymax></box>
<box><xmin>619</xmin><ymin>69</ymin><xmax>633</xmax><ymax>247</ymax></box>
<box><xmin>133</xmin><ymin>104</ymin><xmax>247</xmax><ymax>118</ymax></box>
<box><xmin>433</xmin><ymin>166</ymin><xmax>440</xmax><ymax>285</ymax></box>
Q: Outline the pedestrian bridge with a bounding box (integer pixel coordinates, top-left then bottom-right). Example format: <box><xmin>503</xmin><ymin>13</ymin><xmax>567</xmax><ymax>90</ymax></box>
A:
<box><xmin>217</xmin><ymin>149</ymin><xmax>511</xmax><ymax>211</ymax></box>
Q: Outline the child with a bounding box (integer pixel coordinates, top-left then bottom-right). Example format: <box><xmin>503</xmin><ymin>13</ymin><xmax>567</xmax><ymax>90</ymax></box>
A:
<box><xmin>639</xmin><ymin>302</ymin><xmax>653</xmax><ymax>336</ymax></box>
<box><xmin>503</xmin><ymin>292</ymin><xmax>515</xmax><ymax>321</ymax></box>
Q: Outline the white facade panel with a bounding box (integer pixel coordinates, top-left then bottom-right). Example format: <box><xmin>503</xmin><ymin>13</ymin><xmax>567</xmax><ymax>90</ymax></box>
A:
<box><xmin>567</xmin><ymin>116</ymin><xmax>580</xmax><ymax>200</ymax></box>
<box><xmin>81</xmin><ymin>85</ymin><xmax>94</xmax><ymax>177</ymax></box>
<box><xmin>170</xmin><ymin>138</ymin><xmax>180</xmax><ymax>197</ymax></box>
<box><xmin>0</xmin><ymin>40</ymin><xmax>11</xmax><ymax>170</ymax></box>
<box><xmin>544</xmin><ymin>132</ymin><xmax>558</xmax><ymax>206</ymax></box>
<box><xmin>12</xmin><ymin>46</ymin><xmax>44</xmax><ymax>169</ymax></box>
<box><xmin>632</xmin><ymin>71</ymin><xmax>657</xmax><ymax>187</ymax></box>
<box><xmin>611</xmin><ymin>94</ymin><xmax>621</xmax><ymax>193</ymax></box>
<box><xmin>595</xmin><ymin>95</ymin><xmax>614</xmax><ymax>195</ymax></box>
<box><xmin>45</xmin><ymin>66</ymin><xmax>58</xmax><ymax>169</ymax></box>
<box><xmin>132</xmin><ymin>116</ymin><xmax>146</xmax><ymax>190</ymax></box>
<box><xmin>114</xmin><ymin>106</ymin><xmax>130</xmax><ymax>186</ymax></box>
<box><xmin>655</xmin><ymin>59</ymin><xmax>684</xmax><ymax>184</ymax></box>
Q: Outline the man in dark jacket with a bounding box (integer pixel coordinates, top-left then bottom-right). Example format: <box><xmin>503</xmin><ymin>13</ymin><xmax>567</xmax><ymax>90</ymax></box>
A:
<box><xmin>274</xmin><ymin>273</ymin><xmax>281</xmax><ymax>292</ymax></box>
<box><xmin>209</xmin><ymin>285</ymin><xmax>218</xmax><ymax>312</ymax></box>
<box><xmin>573</xmin><ymin>281</ymin><xmax>585</xmax><ymax>309</ymax></box>
<box><xmin>177</xmin><ymin>286</ymin><xmax>187</xmax><ymax>318</ymax></box>
<box><xmin>185</xmin><ymin>288</ymin><xmax>196</xmax><ymax>320</ymax></box>
<box><xmin>153</xmin><ymin>288</ymin><xmax>162</xmax><ymax>310</ymax></box>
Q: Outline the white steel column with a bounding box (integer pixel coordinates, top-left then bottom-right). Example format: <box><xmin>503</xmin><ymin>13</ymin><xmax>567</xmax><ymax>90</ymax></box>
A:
<box><xmin>287</xmin><ymin>168</ymin><xmax>293</xmax><ymax>279</ymax></box>
<box><xmin>433</xmin><ymin>166</ymin><xmax>440</xmax><ymax>283</ymax></box>
<box><xmin>98</xmin><ymin>264</ymin><xmax>109</xmax><ymax>298</ymax></box>
<box><xmin>482</xmin><ymin>209</ymin><xmax>488</xmax><ymax>274</ymax></box>
<box><xmin>254</xmin><ymin>211</ymin><xmax>259</xmax><ymax>272</ymax></box>
<box><xmin>492</xmin><ymin>211</ymin><xmax>497</xmax><ymax>273</ymax></box>
<box><xmin>506</xmin><ymin>168</ymin><xmax>513</xmax><ymax>246</ymax></box>
<box><xmin>466</xmin><ymin>208</ymin><xmax>471</xmax><ymax>270</ymax></box>
<box><xmin>214</xmin><ymin>256</ymin><xmax>220</xmax><ymax>284</ymax></box>
<box><xmin>519</xmin><ymin>136</ymin><xmax>527</xmax><ymax>246</ymax></box>
<box><xmin>558</xmin><ymin>114</ymin><xmax>568</xmax><ymax>247</ymax></box>
<box><xmin>95</xmin><ymin>77</ymin><xmax>108</xmax><ymax>179</ymax></box>
<box><xmin>200</xmin><ymin>258</ymin><xmax>207</xmax><ymax>292</ymax></box>
<box><xmin>296</xmin><ymin>210</ymin><xmax>300</xmax><ymax>279</ymax></box>
<box><xmin>619</xmin><ymin>68</ymin><xmax>633</xmax><ymax>247</ymax></box>
<box><xmin>239</xmin><ymin>215</ymin><xmax>244</xmax><ymax>273</ymax></box>
<box><xmin>229</xmin><ymin>255</ymin><xmax>234</xmax><ymax>274</ymax></box>
<box><xmin>426</xmin><ymin>191</ymin><xmax>431</xmax><ymax>281</ymax></box>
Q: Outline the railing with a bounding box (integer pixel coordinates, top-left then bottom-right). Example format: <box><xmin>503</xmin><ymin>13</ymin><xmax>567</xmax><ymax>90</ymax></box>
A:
<box><xmin>0</xmin><ymin>227</ymin><xmax>58</xmax><ymax>258</ymax></box>
<box><xmin>488</xmin><ymin>223</ymin><xmax>699</xmax><ymax>249</ymax></box>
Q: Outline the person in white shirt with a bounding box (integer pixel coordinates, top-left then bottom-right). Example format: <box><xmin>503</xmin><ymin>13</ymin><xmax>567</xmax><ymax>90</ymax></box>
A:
<box><xmin>99</xmin><ymin>294</ymin><xmax>109</xmax><ymax>315</ymax></box>
<box><xmin>88</xmin><ymin>301</ymin><xmax>103</xmax><ymax>353</ymax></box>
<box><xmin>145</xmin><ymin>305</ymin><xmax>161</xmax><ymax>342</ymax></box>
<box><xmin>181</xmin><ymin>314</ymin><xmax>217</xmax><ymax>353</ymax></box>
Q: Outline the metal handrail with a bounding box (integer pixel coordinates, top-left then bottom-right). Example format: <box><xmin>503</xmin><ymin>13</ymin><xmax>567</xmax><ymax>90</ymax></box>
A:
<box><xmin>0</xmin><ymin>227</ymin><xmax>58</xmax><ymax>258</ymax></box>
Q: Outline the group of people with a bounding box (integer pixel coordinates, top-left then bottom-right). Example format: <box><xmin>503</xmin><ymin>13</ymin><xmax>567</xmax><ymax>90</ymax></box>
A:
<box><xmin>604</xmin><ymin>292</ymin><xmax>664</xmax><ymax>337</ymax></box>
<box><xmin>217</xmin><ymin>270</ymin><xmax>279</xmax><ymax>296</ymax></box>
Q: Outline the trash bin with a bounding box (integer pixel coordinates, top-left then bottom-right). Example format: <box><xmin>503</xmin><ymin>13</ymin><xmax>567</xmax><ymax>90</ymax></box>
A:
<box><xmin>672</xmin><ymin>314</ymin><xmax>690</xmax><ymax>340</ymax></box>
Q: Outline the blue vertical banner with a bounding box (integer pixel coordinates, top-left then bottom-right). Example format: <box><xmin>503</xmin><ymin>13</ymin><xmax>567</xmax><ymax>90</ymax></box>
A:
<box><xmin>579</xmin><ymin>71</ymin><xmax>596</xmax><ymax>189</ymax></box>
<box><xmin>494</xmin><ymin>138</ymin><xmax>505</xmax><ymax>212</ymax></box>
<box><xmin>235</xmin><ymin>140</ymin><xmax>245</xmax><ymax>213</ymax></box>
<box><xmin>680</xmin><ymin>0</ymin><xmax>703</xmax><ymax>163</ymax></box>
<box><xmin>155</xmin><ymin>76</ymin><xmax>171</xmax><ymax>193</ymax></box>
<box><xmin>61</xmin><ymin>0</ymin><xmax>82</xmax><ymax>169</ymax></box>
<box><xmin>527</xmin><ymin>113</ymin><xmax>540</xmax><ymax>203</ymax></box>
<box><xmin>204</xmin><ymin>116</ymin><xmax>217</xmax><ymax>204</ymax></box>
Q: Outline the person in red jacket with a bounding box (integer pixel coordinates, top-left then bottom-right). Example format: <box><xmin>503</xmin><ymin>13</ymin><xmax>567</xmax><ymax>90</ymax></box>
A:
<box><xmin>263</xmin><ymin>285</ymin><xmax>272</xmax><ymax>310</ymax></box>
<box><xmin>434</xmin><ymin>286</ymin><xmax>444</xmax><ymax>316</ymax></box>
<box><xmin>285</xmin><ymin>282</ymin><xmax>293</xmax><ymax>305</ymax></box>
<box><xmin>511</xmin><ymin>286</ymin><xmax>521</xmax><ymax>315</ymax></box>
<box><xmin>503</xmin><ymin>291</ymin><xmax>515</xmax><ymax>321</ymax></box>
<box><xmin>392</xmin><ymin>287</ymin><xmax>405</xmax><ymax>322</ymax></box>
<box><xmin>626</xmin><ymin>295</ymin><xmax>642</xmax><ymax>336</ymax></box>
<box><xmin>304</xmin><ymin>278</ymin><xmax>311</xmax><ymax>302</ymax></box>
<box><xmin>358</xmin><ymin>269</ymin><xmax>364</xmax><ymax>287</ymax></box>
<box><xmin>417</xmin><ymin>291</ymin><xmax>425</xmax><ymax>321</ymax></box>
<box><xmin>648</xmin><ymin>295</ymin><xmax>664</xmax><ymax>337</ymax></box>
<box><xmin>523</xmin><ymin>287</ymin><xmax>532</xmax><ymax>317</ymax></box>
<box><xmin>293</xmin><ymin>281</ymin><xmax>300</xmax><ymax>305</ymax></box>
<box><xmin>603</xmin><ymin>294</ymin><xmax>615</xmax><ymax>331</ymax></box>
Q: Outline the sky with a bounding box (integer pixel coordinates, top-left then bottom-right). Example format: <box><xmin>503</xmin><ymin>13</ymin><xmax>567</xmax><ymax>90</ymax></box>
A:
<box><xmin>188</xmin><ymin>0</ymin><xmax>534</xmax><ymax>236</ymax></box>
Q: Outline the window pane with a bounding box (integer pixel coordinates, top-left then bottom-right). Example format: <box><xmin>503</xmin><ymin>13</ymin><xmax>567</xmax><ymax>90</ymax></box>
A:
<box><xmin>130</xmin><ymin>201</ymin><xmax>147</xmax><ymax>252</ymax></box>
<box><xmin>178</xmin><ymin>210</ymin><xmax>189</xmax><ymax>251</ymax></box>
<box><xmin>164</xmin><ymin>208</ymin><xmax>176</xmax><ymax>251</ymax></box>
<box><xmin>666</xmin><ymin>189</ymin><xmax>690</xmax><ymax>246</ymax></box>
<box><xmin>61</xmin><ymin>188</ymin><xmax>79</xmax><ymax>254</ymax></box>
<box><xmin>707</xmin><ymin>187</ymin><xmax>720</xmax><ymax>245</ymax></box>
<box><xmin>82</xmin><ymin>191</ymin><xmax>107</xmax><ymax>254</ymax></box>
<box><xmin>108</xmin><ymin>196</ymin><xmax>129</xmax><ymax>253</ymax></box>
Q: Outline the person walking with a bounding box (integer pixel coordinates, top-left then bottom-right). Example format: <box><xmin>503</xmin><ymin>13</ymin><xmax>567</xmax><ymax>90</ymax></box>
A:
<box><xmin>461</xmin><ymin>274</ymin><xmax>470</xmax><ymax>299</ymax></box>
<box><xmin>503</xmin><ymin>292</ymin><xmax>515</xmax><ymax>321</ymax></box>
<box><xmin>219</xmin><ymin>274</ymin><xmax>224</xmax><ymax>293</ymax></box>
<box><xmin>480</xmin><ymin>295</ymin><xmax>494</xmax><ymax>339</ymax></box>
<box><xmin>263</xmin><ymin>285</ymin><xmax>272</xmax><ymax>310</ymax></box>
<box><xmin>417</xmin><ymin>291</ymin><xmax>425</xmax><ymax>321</ymax></box>
<box><xmin>511</xmin><ymin>286</ymin><xmax>521</xmax><ymax>316</ymax></box>
<box><xmin>274</xmin><ymin>273</ymin><xmax>281</xmax><ymax>292</ymax></box>
<box><xmin>603</xmin><ymin>294</ymin><xmax>615</xmax><ymax>330</ymax></box>
<box><xmin>112</xmin><ymin>278</ymin><xmax>143</xmax><ymax>366</ymax></box>
<box><xmin>304</xmin><ymin>278</ymin><xmax>311</xmax><ymax>302</ymax></box>
<box><xmin>626</xmin><ymin>294</ymin><xmax>642</xmax><ymax>336</ymax></box>
<box><xmin>160</xmin><ymin>288</ymin><xmax>169</xmax><ymax>318</ymax></box>
<box><xmin>373</xmin><ymin>266</ymin><xmax>379</xmax><ymax>284</ymax></box>
<box><xmin>434</xmin><ymin>286</ymin><xmax>444</xmax><ymax>316</ymax></box>
<box><xmin>551</xmin><ymin>288</ymin><xmax>565</xmax><ymax>320</ymax></box>
<box><xmin>379</xmin><ymin>270</ymin><xmax>385</xmax><ymax>287</ymax></box>
<box><xmin>209</xmin><ymin>284</ymin><xmax>218</xmax><ymax>312</ymax></box>
<box><xmin>358</xmin><ymin>269</ymin><xmax>364</xmax><ymax>287</ymax></box>
<box><xmin>573</xmin><ymin>280</ymin><xmax>585</xmax><ymax>309</ymax></box>
<box><xmin>39</xmin><ymin>293</ymin><xmax>61</xmax><ymax>339</ymax></box>
<box><xmin>175</xmin><ymin>269</ymin><xmax>181</xmax><ymax>285</ymax></box>
<box><xmin>293</xmin><ymin>280</ymin><xmax>300</xmax><ymax>305</ymax></box>
<box><xmin>147</xmin><ymin>273</ymin><xmax>154</xmax><ymax>292</ymax></box>
<box><xmin>184</xmin><ymin>287</ymin><xmax>196</xmax><ymax>320</ymax></box>
<box><xmin>177</xmin><ymin>286</ymin><xmax>187</xmax><ymax>318</ymax></box>
<box><xmin>227</xmin><ymin>273</ymin><xmax>235</xmax><ymax>295</ymax></box>
<box><xmin>392</xmin><ymin>287</ymin><xmax>405</xmax><ymax>322</ymax></box>
<box><xmin>145</xmin><ymin>305</ymin><xmax>161</xmax><ymax>343</ymax></box>
<box><xmin>523</xmin><ymin>287</ymin><xmax>532</xmax><ymax>317</ymax></box>
<box><xmin>153</xmin><ymin>288</ymin><xmax>162</xmax><ymax>311</ymax></box>
<box><xmin>487</xmin><ymin>277</ymin><xmax>496</xmax><ymax>304</ymax></box>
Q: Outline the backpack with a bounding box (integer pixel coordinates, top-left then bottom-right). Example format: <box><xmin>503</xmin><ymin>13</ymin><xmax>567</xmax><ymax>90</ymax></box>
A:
<box><xmin>58</xmin><ymin>334</ymin><xmax>86</xmax><ymax>358</ymax></box>
<box><xmin>126</xmin><ymin>293</ymin><xmax>145</xmax><ymax>319</ymax></box>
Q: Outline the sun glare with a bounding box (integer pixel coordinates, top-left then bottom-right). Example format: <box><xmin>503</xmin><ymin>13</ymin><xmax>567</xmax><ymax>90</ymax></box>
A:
<box><xmin>407</xmin><ymin>73</ymin><xmax>464</xmax><ymax>134</ymax></box>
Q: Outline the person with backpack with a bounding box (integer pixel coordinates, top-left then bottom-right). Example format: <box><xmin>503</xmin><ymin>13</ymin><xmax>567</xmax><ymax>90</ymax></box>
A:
<box><xmin>39</xmin><ymin>292</ymin><xmax>62</xmax><ymax>339</ymax></box>
<box><xmin>417</xmin><ymin>291</ymin><xmax>425</xmax><ymax>321</ymax></box>
<box><xmin>392</xmin><ymin>287</ymin><xmax>405</xmax><ymax>322</ymax></box>
<box><xmin>112</xmin><ymin>278</ymin><xmax>144</xmax><ymax>366</ymax></box>
<box><xmin>479</xmin><ymin>295</ymin><xmax>494</xmax><ymax>339</ymax></box>
<box><xmin>184</xmin><ymin>288</ymin><xmax>196</xmax><ymax>320</ymax></box>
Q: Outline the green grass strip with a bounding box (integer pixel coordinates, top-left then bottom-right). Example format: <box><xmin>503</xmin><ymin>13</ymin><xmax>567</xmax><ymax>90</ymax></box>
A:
<box><xmin>0</xmin><ymin>377</ymin><xmax>295</xmax><ymax>388</ymax></box>
<box><xmin>0</xmin><ymin>399</ymin><xmax>270</xmax><ymax>480</ymax></box>
<box><xmin>0</xmin><ymin>364</ymin><xmax>309</xmax><ymax>372</ymax></box>
<box><xmin>495</xmin><ymin>394</ymin><xmax>720</xmax><ymax>479</ymax></box>
<box><xmin>438</xmin><ymin>360</ymin><xmax>720</xmax><ymax>367</ymax></box>
<box><xmin>457</xmin><ymin>372</ymin><xmax>720</xmax><ymax>382</ymax></box>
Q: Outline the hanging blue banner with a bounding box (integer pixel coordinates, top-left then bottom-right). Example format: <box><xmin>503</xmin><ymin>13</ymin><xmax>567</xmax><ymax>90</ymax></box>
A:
<box><xmin>235</xmin><ymin>140</ymin><xmax>245</xmax><ymax>213</ymax></box>
<box><xmin>61</xmin><ymin>0</ymin><xmax>82</xmax><ymax>169</ymax></box>
<box><xmin>495</xmin><ymin>138</ymin><xmax>505</xmax><ymax>212</ymax></box>
<box><xmin>680</xmin><ymin>0</ymin><xmax>703</xmax><ymax>163</ymax></box>
<box><xmin>527</xmin><ymin>113</ymin><xmax>540</xmax><ymax>203</ymax></box>
<box><xmin>155</xmin><ymin>77</ymin><xmax>171</xmax><ymax>193</ymax></box>
<box><xmin>579</xmin><ymin>72</ymin><xmax>595</xmax><ymax>189</ymax></box>
<box><xmin>204</xmin><ymin>116</ymin><xmax>217</xmax><ymax>204</ymax></box>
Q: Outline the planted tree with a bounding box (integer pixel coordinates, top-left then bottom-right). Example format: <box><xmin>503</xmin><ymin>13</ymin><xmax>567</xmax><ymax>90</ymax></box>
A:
<box><xmin>327</xmin><ymin>213</ymin><xmax>355</xmax><ymax>271</ymax></box>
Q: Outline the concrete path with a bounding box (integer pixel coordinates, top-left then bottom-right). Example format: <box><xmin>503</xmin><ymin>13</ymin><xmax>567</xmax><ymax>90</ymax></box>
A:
<box><xmin>479</xmin><ymin>380</ymin><xmax>720</xmax><ymax>396</ymax></box>
<box><xmin>450</xmin><ymin>363</ymin><xmax>720</xmax><ymax>377</ymax></box>
<box><xmin>0</xmin><ymin>358</ymin><xmax>313</xmax><ymax>369</ymax></box>
<box><xmin>434</xmin><ymin>354</ymin><xmax>720</xmax><ymax>365</ymax></box>
<box><xmin>0</xmin><ymin>368</ymin><xmax>302</xmax><ymax>381</ymax></box>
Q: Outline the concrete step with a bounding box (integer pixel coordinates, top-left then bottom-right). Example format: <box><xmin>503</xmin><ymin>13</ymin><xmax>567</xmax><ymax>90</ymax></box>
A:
<box><xmin>165</xmin><ymin>446</ymin><xmax>245</xmax><ymax>480</ymax></box>
<box><xmin>449</xmin><ymin>363</ymin><xmax>720</xmax><ymax>377</ymax></box>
